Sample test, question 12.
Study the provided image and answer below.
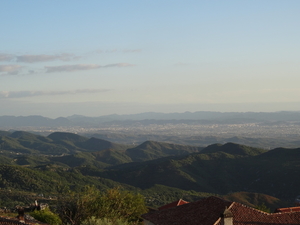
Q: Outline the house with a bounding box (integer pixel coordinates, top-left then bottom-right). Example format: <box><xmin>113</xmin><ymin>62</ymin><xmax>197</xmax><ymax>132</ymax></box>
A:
<box><xmin>0</xmin><ymin>216</ymin><xmax>48</xmax><ymax>225</ymax></box>
<box><xmin>0</xmin><ymin>207</ymin><xmax>48</xmax><ymax>225</ymax></box>
<box><xmin>158</xmin><ymin>199</ymin><xmax>189</xmax><ymax>210</ymax></box>
<box><xmin>0</xmin><ymin>217</ymin><xmax>27</xmax><ymax>225</ymax></box>
<box><xmin>142</xmin><ymin>196</ymin><xmax>300</xmax><ymax>225</ymax></box>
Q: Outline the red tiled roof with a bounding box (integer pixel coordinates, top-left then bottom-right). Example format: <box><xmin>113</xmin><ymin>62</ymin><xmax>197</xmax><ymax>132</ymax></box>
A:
<box><xmin>142</xmin><ymin>196</ymin><xmax>300</xmax><ymax>225</ymax></box>
<box><xmin>229</xmin><ymin>202</ymin><xmax>300</xmax><ymax>225</ymax></box>
<box><xmin>143</xmin><ymin>196</ymin><xmax>232</xmax><ymax>225</ymax></box>
<box><xmin>0</xmin><ymin>216</ymin><xmax>48</xmax><ymax>225</ymax></box>
<box><xmin>274</xmin><ymin>206</ymin><xmax>300</xmax><ymax>213</ymax></box>
<box><xmin>158</xmin><ymin>199</ymin><xmax>189</xmax><ymax>210</ymax></box>
<box><xmin>0</xmin><ymin>217</ymin><xmax>26</xmax><ymax>225</ymax></box>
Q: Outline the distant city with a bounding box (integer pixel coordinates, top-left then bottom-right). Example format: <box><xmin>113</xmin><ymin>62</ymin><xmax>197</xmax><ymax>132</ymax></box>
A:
<box><xmin>1</xmin><ymin>111</ymin><xmax>299</xmax><ymax>149</ymax></box>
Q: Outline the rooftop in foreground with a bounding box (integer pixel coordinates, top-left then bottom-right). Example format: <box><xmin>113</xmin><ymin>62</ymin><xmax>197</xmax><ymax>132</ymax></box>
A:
<box><xmin>142</xmin><ymin>196</ymin><xmax>300</xmax><ymax>225</ymax></box>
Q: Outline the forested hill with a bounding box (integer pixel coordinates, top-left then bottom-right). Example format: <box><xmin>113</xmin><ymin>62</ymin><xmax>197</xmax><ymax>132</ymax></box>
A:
<box><xmin>0</xmin><ymin>130</ymin><xmax>299</xmax><ymax>210</ymax></box>
<box><xmin>0</xmin><ymin>131</ymin><xmax>202</xmax><ymax>166</ymax></box>
<box><xmin>94</xmin><ymin>145</ymin><xmax>300</xmax><ymax>201</ymax></box>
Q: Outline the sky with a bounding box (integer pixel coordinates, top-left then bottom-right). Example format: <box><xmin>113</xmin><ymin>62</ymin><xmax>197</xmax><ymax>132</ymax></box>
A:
<box><xmin>1</xmin><ymin>1</ymin><xmax>300</xmax><ymax>118</ymax></box>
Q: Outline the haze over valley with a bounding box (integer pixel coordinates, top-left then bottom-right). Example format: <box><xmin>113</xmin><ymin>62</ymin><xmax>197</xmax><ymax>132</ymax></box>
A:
<box><xmin>1</xmin><ymin>111</ymin><xmax>300</xmax><ymax>149</ymax></box>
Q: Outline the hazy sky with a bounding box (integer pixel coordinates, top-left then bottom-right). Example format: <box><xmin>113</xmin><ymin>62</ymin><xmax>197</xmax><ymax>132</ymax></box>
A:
<box><xmin>1</xmin><ymin>1</ymin><xmax>300</xmax><ymax>118</ymax></box>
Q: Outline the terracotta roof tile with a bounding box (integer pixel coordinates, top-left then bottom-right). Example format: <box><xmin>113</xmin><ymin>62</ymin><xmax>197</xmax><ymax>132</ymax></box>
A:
<box><xmin>142</xmin><ymin>196</ymin><xmax>300</xmax><ymax>225</ymax></box>
<box><xmin>143</xmin><ymin>196</ymin><xmax>232</xmax><ymax>225</ymax></box>
<box><xmin>274</xmin><ymin>206</ymin><xmax>300</xmax><ymax>213</ymax></box>
<box><xmin>231</xmin><ymin>202</ymin><xmax>300</xmax><ymax>225</ymax></box>
<box><xmin>0</xmin><ymin>216</ymin><xmax>48</xmax><ymax>225</ymax></box>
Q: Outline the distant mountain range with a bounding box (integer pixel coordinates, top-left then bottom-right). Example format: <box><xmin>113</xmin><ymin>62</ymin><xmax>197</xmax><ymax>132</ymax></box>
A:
<box><xmin>1</xmin><ymin>111</ymin><xmax>300</xmax><ymax>128</ymax></box>
<box><xmin>1</xmin><ymin>112</ymin><xmax>300</xmax><ymax>149</ymax></box>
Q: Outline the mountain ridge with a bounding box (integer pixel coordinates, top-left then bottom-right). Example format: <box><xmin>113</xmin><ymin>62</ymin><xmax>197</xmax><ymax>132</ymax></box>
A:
<box><xmin>1</xmin><ymin>111</ymin><xmax>300</xmax><ymax>128</ymax></box>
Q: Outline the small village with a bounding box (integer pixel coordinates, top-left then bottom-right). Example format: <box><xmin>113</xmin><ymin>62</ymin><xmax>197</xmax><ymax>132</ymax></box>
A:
<box><xmin>0</xmin><ymin>196</ymin><xmax>300</xmax><ymax>225</ymax></box>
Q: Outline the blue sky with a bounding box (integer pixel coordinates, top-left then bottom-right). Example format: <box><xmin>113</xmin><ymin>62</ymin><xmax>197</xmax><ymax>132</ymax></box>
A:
<box><xmin>1</xmin><ymin>1</ymin><xmax>300</xmax><ymax>118</ymax></box>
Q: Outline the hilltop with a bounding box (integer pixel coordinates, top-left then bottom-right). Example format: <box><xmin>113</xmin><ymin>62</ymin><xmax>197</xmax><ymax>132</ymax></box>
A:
<box><xmin>0</xmin><ymin>131</ymin><xmax>202</xmax><ymax>167</ymax></box>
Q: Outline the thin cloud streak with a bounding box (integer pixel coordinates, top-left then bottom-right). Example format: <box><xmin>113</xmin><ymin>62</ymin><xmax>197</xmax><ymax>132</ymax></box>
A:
<box><xmin>16</xmin><ymin>53</ymin><xmax>76</xmax><ymax>63</ymax></box>
<box><xmin>45</xmin><ymin>64</ymin><xmax>100</xmax><ymax>73</ymax></box>
<box><xmin>0</xmin><ymin>65</ymin><xmax>23</xmax><ymax>75</ymax></box>
<box><xmin>95</xmin><ymin>49</ymin><xmax>142</xmax><ymax>54</ymax></box>
<box><xmin>45</xmin><ymin>63</ymin><xmax>134</xmax><ymax>73</ymax></box>
<box><xmin>0</xmin><ymin>54</ymin><xmax>14</xmax><ymax>61</ymax></box>
<box><xmin>0</xmin><ymin>53</ymin><xmax>77</xmax><ymax>63</ymax></box>
<box><xmin>103</xmin><ymin>63</ymin><xmax>134</xmax><ymax>68</ymax></box>
<box><xmin>0</xmin><ymin>89</ymin><xmax>110</xmax><ymax>98</ymax></box>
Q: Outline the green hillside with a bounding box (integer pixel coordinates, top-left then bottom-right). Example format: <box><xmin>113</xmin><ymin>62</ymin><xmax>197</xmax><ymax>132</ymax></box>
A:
<box><xmin>125</xmin><ymin>140</ymin><xmax>202</xmax><ymax>161</ymax></box>
<box><xmin>222</xmin><ymin>192</ymin><xmax>285</xmax><ymax>212</ymax></box>
<box><xmin>0</xmin><ymin>164</ymin><xmax>134</xmax><ymax>194</ymax></box>
<box><xmin>0</xmin><ymin>130</ymin><xmax>299</xmax><ymax>210</ymax></box>
<box><xmin>91</xmin><ymin>149</ymin><xmax>132</xmax><ymax>165</ymax></box>
<box><xmin>0</xmin><ymin>131</ymin><xmax>11</xmax><ymax>136</ymax></box>
<box><xmin>0</xmin><ymin>135</ymin><xmax>35</xmax><ymax>154</ymax></box>
<box><xmin>0</xmin><ymin>131</ymin><xmax>67</xmax><ymax>154</ymax></box>
<box><xmin>96</xmin><ymin>145</ymin><xmax>300</xmax><ymax>201</ymax></box>
<box><xmin>201</xmin><ymin>142</ymin><xmax>267</xmax><ymax>156</ymax></box>
<box><xmin>0</xmin><ymin>131</ymin><xmax>207</xmax><ymax>168</ymax></box>
<box><xmin>0</xmin><ymin>131</ymin><xmax>131</xmax><ymax>155</ymax></box>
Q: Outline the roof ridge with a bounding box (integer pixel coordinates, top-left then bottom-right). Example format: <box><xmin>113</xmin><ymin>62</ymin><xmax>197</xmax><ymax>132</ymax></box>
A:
<box><xmin>276</xmin><ymin>206</ymin><xmax>300</xmax><ymax>210</ymax></box>
<box><xmin>228</xmin><ymin>202</ymin><xmax>235</xmax><ymax>210</ymax></box>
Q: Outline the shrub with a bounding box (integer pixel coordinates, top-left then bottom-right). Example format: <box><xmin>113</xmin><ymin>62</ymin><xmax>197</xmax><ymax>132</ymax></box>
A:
<box><xmin>57</xmin><ymin>186</ymin><xmax>147</xmax><ymax>225</ymax></box>
<box><xmin>81</xmin><ymin>217</ymin><xmax>131</xmax><ymax>225</ymax></box>
<box><xmin>29</xmin><ymin>208</ymin><xmax>62</xmax><ymax>225</ymax></box>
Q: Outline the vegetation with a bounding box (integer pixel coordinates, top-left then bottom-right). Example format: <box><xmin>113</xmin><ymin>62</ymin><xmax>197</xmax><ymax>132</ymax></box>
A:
<box><xmin>56</xmin><ymin>186</ymin><xmax>147</xmax><ymax>225</ymax></box>
<box><xmin>254</xmin><ymin>202</ymin><xmax>271</xmax><ymax>213</ymax></box>
<box><xmin>98</xmin><ymin>188</ymin><xmax>147</xmax><ymax>223</ymax></box>
<box><xmin>30</xmin><ymin>208</ymin><xmax>62</xmax><ymax>225</ymax></box>
<box><xmin>0</xmin><ymin>131</ymin><xmax>199</xmax><ymax>167</ymax></box>
<box><xmin>0</xmin><ymin>130</ymin><xmax>299</xmax><ymax>214</ymax></box>
<box><xmin>223</xmin><ymin>192</ymin><xmax>284</xmax><ymax>212</ymax></box>
<box><xmin>81</xmin><ymin>217</ymin><xmax>131</xmax><ymax>225</ymax></box>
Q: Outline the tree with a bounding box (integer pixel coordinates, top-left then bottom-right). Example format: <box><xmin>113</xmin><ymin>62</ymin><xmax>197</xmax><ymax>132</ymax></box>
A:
<box><xmin>57</xmin><ymin>186</ymin><xmax>101</xmax><ymax>225</ymax></box>
<box><xmin>81</xmin><ymin>217</ymin><xmax>130</xmax><ymax>225</ymax></box>
<box><xmin>98</xmin><ymin>188</ymin><xmax>148</xmax><ymax>223</ymax></box>
<box><xmin>255</xmin><ymin>202</ymin><xmax>271</xmax><ymax>213</ymax></box>
<box><xmin>56</xmin><ymin>186</ymin><xmax>147</xmax><ymax>225</ymax></box>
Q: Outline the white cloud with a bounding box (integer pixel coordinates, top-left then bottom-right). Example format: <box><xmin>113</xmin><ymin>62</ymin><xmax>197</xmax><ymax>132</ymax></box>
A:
<box><xmin>0</xmin><ymin>65</ymin><xmax>23</xmax><ymax>75</ymax></box>
<box><xmin>0</xmin><ymin>54</ymin><xmax>14</xmax><ymax>61</ymax></box>
<box><xmin>0</xmin><ymin>53</ymin><xmax>77</xmax><ymax>63</ymax></box>
<box><xmin>0</xmin><ymin>89</ymin><xmax>110</xmax><ymax>99</ymax></box>
<box><xmin>95</xmin><ymin>49</ymin><xmax>142</xmax><ymax>54</ymax></box>
<box><xmin>16</xmin><ymin>53</ymin><xmax>76</xmax><ymax>63</ymax></box>
<box><xmin>45</xmin><ymin>63</ymin><xmax>134</xmax><ymax>73</ymax></box>
<box><xmin>103</xmin><ymin>63</ymin><xmax>135</xmax><ymax>68</ymax></box>
<box><xmin>45</xmin><ymin>64</ymin><xmax>101</xmax><ymax>73</ymax></box>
